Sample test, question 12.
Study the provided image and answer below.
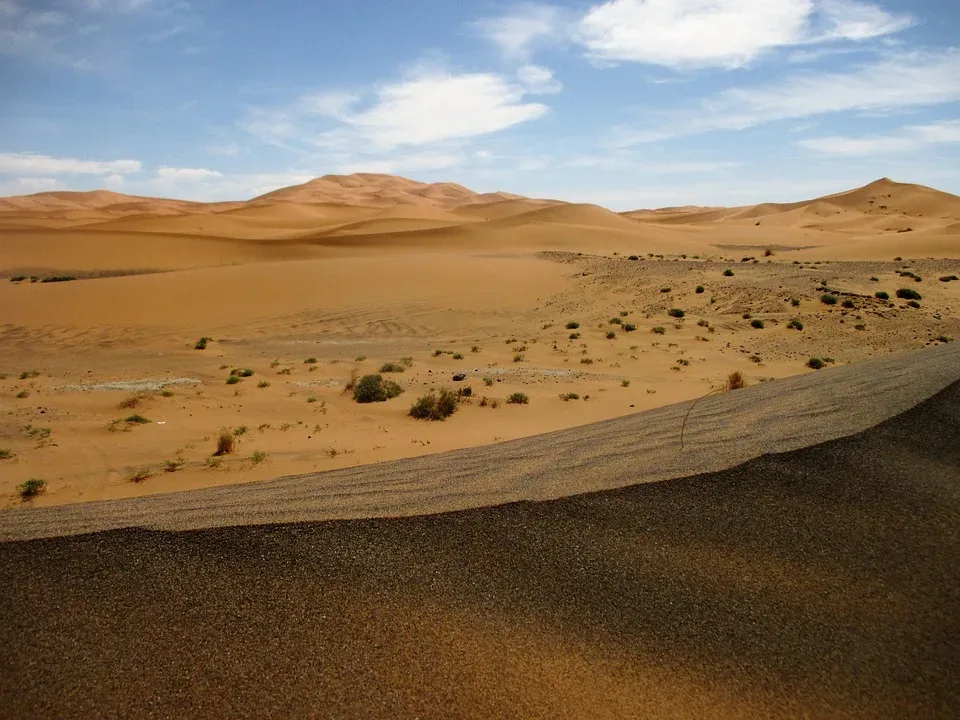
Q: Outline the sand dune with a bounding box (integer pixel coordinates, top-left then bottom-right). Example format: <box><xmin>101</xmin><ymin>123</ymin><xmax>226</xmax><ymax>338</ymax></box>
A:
<box><xmin>1</xmin><ymin>173</ymin><xmax>959</xmax><ymax>509</ymax></box>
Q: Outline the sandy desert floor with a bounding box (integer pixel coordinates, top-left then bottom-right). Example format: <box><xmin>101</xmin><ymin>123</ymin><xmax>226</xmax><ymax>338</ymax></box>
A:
<box><xmin>1</xmin><ymin>175</ymin><xmax>959</xmax><ymax>507</ymax></box>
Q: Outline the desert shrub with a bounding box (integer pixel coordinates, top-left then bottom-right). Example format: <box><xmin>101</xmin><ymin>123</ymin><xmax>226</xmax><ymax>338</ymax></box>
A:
<box><xmin>161</xmin><ymin>390</ymin><xmax>175</xmax><ymax>397</ymax></box>
<box><xmin>16</xmin><ymin>390</ymin><xmax>30</xmax><ymax>399</ymax></box>
<box><xmin>213</xmin><ymin>430</ymin><xmax>235</xmax><ymax>456</ymax></box>
<box><xmin>352</xmin><ymin>374</ymin><xmax>403</xmax><ymax>403</ymax></box>
<box><xmin>660</xmin><ymin>287</ymin><xmax>672</xmax><ymax>293</ymax></box>
<box><xmin>841</xmin><ymin>299</ymin><xmax>855</xmax><ymax>309</ymax></box>
<box><xmin>606</xmin><ymin>331</ymin><xmax>616</xmax><ymax>339</ymax></box>
<box><xmin>697</xmin><ymin>319</ymin><xmax>710</xmax><ymax>328</ymax></box>
<box><xmin>764</xmin><ymin>248</ymin><xmax>773</xmax><ymax>257</ymax></box>
<box><xmin>506</xmin><ymin>392</ymin><xmax>529</xmax><ymax>405</ymax></box>
<box><xmin>164</xmin><ymin>457</ymin><xmax>185</xmax><ymax>473</ymax></box>
<box><xmin>379</xmin><ymin>362</ymin><xmax>405</xmax><ymax>373</ymax></box>
<box><xmin>0</xmin><ymin>449</ymin><xmax>13</xmax><ymax>460</ymax></box>
<box><xmin>559</xmin><ymin>392</ymin><xmax>580</xmax><ymax>401</ymax></box>
<box><xmin>875</xmin><ymin>291</ymin><xmax>889</xmax><ymax>300</ymax></box>
<box><xmin>251</xmin><ymin>450</ymin><xmax>268</xmax><ymax>465</ymax></box>
<box><xmin>226</xmin><ymin>375</ymin><xmax>241</xmax><ymax>385</ymax></box>
<box><xmin>569</xmin><ymin>332</ymin><xmax>581</xmax><ymax>339</ymax></box>
<box><xmin>621</xmin><ymin>378</ymin><xmax>631</xmax><ymax>387</ymax></box>
<box><xmin>807</xmin><ymin>357</ymin><xmax>825</xmax><ymax>370</ymax></box>
<box><xmin>742</xmin><ymin>312</ymin><xmax>752</xmax><ymax>319</ymax></box>
<box><xmin>459</xmin><ymin>386</ymin><xmax>473</xmax><ymax>397</ymax></box>
<box><xmin>936</xmin><ymin>335</ymin><xmax>952</xmax><ymax>343</ymax></box>
<box><xmin>896</xmin><ymin>287</ymin><xmax>921</xmax><ymax>300</ymax></box>
<box><xmin>41</xmin><ymin>276</ymin><xmax>76</xmax><ymax>283</ymax></box>
<box><xmin>609</xmin><ymin>317</ymin><xmax>622</xmax><ymax>325</ymax></box>
<box><xmin>230</xmin><ymin>368</ymin><xmax>254</xmax><ymax>377</ymax></box>
<box><xmin>855</xmin><ymin>324</ymin><xmax>866</xmax><ymax>331</ymax></box>
<box><xmin>939</xmin><ymin>275</ymin><xmax>958</xmax><ymax>282</ymax></box>
<box><xmin>791</xmin><ymin>298</ymin><xmax>801</xmax><ymax>307</ymax></box>
<box><xmin>20</xmin><ymin>370</ymin><xmax>40</xmax><ymax>379</ymax></box>
<box><xmin>257</xmin><ymin>380</ymin><xmax>270</xmax><ymax>388</ymax></box>
<box><xmin>787</xmin><ymin>318</ymin><xmax>804</xmax><ymax>330</ymax></box>
<box><xmin>628</xmin><ymin>255</ymin><xmax>639</xmax><ymax>260</ymax></box>
<box><xmin>723</xmin><ymin>269</ymin><xmax>734</xmax><ymax>276</ymax></box>
<box><xmin>820</xmin><ymin>294</ymin><xmax>838</xmax><ymax>305</ymax></box>
<box><xmin>580</xmin><ymin>358</ymin><xmax>594</xmax><ymax>364</ymax></box>
<box><xmin>452</xmin><ymin>353</ymin><xmax>464</xmax><ymax>360</ymax></box>
<box><xmin>194</xmin><ymin>337</ymin><xmax>210</xmax><ymax>350</ymax></box>
<box><xmin>124</xmin><ymin>414</ymin><xmax>151</xmax><ymax>424</ymax></box>
<box><xmin>565</xmin><ymin>321</ymin><xmax>580</xmax><ymax>329</ymax></box>
<box><xmin>652</xmin><ymin>326</ymin><xmax>666</xmax><ymax>334</ymax></box>
<box><xmin>620</xmin><ymin>310</ymin><xmax>630</xmax><ymax>317</ymax></box>
<box><xmin>623</xmin><ymin>323</ymin><xmax>637</xmax><ymax>332</ymax></box>
<box><xmin>726</xmin><ymin>372</ymin><xmax>745</xmax><ymax>391</ymax></box>
<box><xmin>695</xmin><ymin>285</ymin><xmax>705</xmax><ymax>294</ymax></box>
<box><xmin>304</xmin><ymin>357</ymin><xmax>317</xmax><ymax>364</ymax></box>
<box><xmin>483</xmin><ymin>376</ymin><xmax>494</xmax><ymax>387</ymax></box>
<box><xmin>907</xmin><ymin>300</ymin><xmax>921</xmax><ymax>308</ymax></box>
<box><xmin>750</xmin><ymin>319</ymin><xmax>765</xmax><ymax>329</ymax></box>
<box><xmin>10</xmin><ymin>276</ymin><xmax>26</xmax><ymax>282</ymax></box>
<box><xmin>409</xmin><ymin>388</ymin><xmax>459</xmax><ymax>420</ymax></box>
<box><xmin>19</xmin><ymin>478</ymin><xmax>46</xmax><ymax>499</ymax></box>
<box><xmin>667</xmin><ymin>308</ymin><xmax>685</xmax><ymax>318</ymax></box>
<box><xmin>513</xmin><ymin>353</ymin><xmax>525</xmax><ymax>362</ymax></box>
<box><xmin>470</xmin><ymin>345</ymin><xmax>480</xmax><ymax>353</ymax></box>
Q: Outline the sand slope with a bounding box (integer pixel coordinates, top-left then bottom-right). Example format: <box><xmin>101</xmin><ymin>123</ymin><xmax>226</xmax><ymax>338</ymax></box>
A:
<box><xmin>1</xmin><ymin>371</ymin><xmax>957</xmax><ymax>718</ymax></box>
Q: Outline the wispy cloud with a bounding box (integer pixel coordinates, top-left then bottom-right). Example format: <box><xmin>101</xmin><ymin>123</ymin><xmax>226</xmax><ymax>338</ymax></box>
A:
<box><xmin>0</xmin><ymin>152</ymin><xmax>142</xmax><ymax>175</ymax></box>
<box><xmin>610</xmin><ymin>50</ymin><xmax>960</xmax><ymax>145</ymax></box>
<box><xmin>798</xmin><ymin>120</ymin><xmax>960</xmax><ymax>155</ymax></box>
<box><xmin>472</xmin><ymin>3</ymin><xmax>566</xmax><ymax>61</ymax></box>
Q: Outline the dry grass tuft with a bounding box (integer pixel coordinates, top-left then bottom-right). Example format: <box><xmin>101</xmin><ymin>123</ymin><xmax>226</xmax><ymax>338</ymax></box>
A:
<box><xmin>726</xmin><ymin>371</ymin><xmax>746</xmax><ymax>391</ymax></box>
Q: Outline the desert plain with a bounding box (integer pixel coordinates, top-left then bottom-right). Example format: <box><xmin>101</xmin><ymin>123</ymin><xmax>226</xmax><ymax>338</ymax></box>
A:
<box><xmin>1</xmin><ymin>173</ymin><xmax>959</xmax><ymax>507</ymax></box>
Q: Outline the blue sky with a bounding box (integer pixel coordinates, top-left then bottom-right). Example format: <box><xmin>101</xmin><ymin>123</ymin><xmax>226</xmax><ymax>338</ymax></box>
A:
<box><xmin>1</xmin><ymin>0</ymin><xmax>958</xmax><ymax>209</ymax></box>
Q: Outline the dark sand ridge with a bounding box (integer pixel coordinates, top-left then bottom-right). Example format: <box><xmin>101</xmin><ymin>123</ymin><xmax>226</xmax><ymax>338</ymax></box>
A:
<box><xmin>2</xmin><ymin>342</ymin><xmax>958</xmax><ymax>542</ymax></box>
<box><xmin>1</xmin><ymin>374</ymin><xmax>958</xmax><ymax>717</ymax></box>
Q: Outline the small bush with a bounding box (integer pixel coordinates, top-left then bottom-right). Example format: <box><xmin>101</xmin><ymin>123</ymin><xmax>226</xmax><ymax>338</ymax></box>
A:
<box><xmin>483</xmin><ymin>376</ymin><xmax>494</xmax><ymax>387</ymax></box>
<box><xmin>569</xmin><ymin>332</ymin><xmax>581</xmax><ymax>339</ymax></box>
<box><xmin>257</xmin><ymin>380</ymin><xmax>270</xmax><ymax>388</ymax></box>
<box><xmin>791</xmin><ymin>298</ymin><xmax>801</xmax><ymax>307</ymax></box>
<box><xmin>129</xmin><ymin>468</ymin><xmax>151</xmax><ymax>483</ymax></box>
<box><xmin>807</xmin><ymin>358</ymin><xmax>825</xmax><ymax>370</ymax></box>
<box><xmin>559</xmin><ymin>392</ymin><xmax>580</xmax><ymax>401</ymax></box>
<box><xmin>621</xmin><ymin>379</ymin><xmax>631</xmax><ymax>387</ymax></box>
<box><xmin>164</xmin><ymin>457</ymin><xmax>185</xmax><ymax>473</ymax></box>
<box><xmin>936</xmin><ymin>335</ymin><xmax>952</xmax><ymax>343</ymax></box>
<box><xmin>896</xmin><ymin>287</ymin><xmax>922</xmax><ymax>300</ymax></box>
<box><xmin>353</xmin><ymin>374</ymin><xmax>403</xmax><ymax>403</ymax></box>
<box><xmin>304</xmin><ymin>357</ymin><xmax>317</xmax><ymax>364</ymax></box>
<box><xmin>565</xmin><ymin>321</ymin><xmax>580</xmax><ymax>329</ymax></box>
<box><xmin>10</xmin><ymin>276</ymin><xmax>26</xmax><ymax>282</ymax></box>
<box><xmin>379</xmin><ymin>362</ymin><xmax>406</xmax><ymax>373</ymax></box>
<box><xmin>513</xmin><ymin>353</ymin><xmax>525</xmax><ymax>362</ymax></box>
<box><xmin>667</xmin><ymin>308</ymin><xmax>685</xmax><ymax>318</ymax></box>
<box><xmin>606</xmin><ymin>331</ymin><xmax>616</xmax><ymax>339</ymax></box>
<box><xmin>16</xmin><ymin>390</ymin><xmax>30</xmax><ymax>399</ymax></box>
<box><xmin>628</xmin><ymin>255</ymin><xmax>639</xmax><ymax>261</ymax></box>
<box><xmin>40</xmin><ymin>276</ymin><xmax>76</xmax><ymax>283</ymax></box>
<box><xmin>623</xmin><ymin>323</ymin><xmax>637</xmax><ymax>332</ymax></box>
<box><xmin>124</xmin><ymin>414</ymin><xmax>151</xmax><ymax>424</ymax></box>
<box><xmin>452</xmin><ymin>353</ymin><xmax>464</xmax><ymax>360</ymax></box>
<box><xmin>459</xmin><ymin>386</ymin><xmax>473</xmax><ymax>397</ymax></box>
<box><xmin>939</xmin><ymin>275</ymin><xmax>958</xmax><ymax>282</ymax></box>
<box><xmin>742</xmin><ymin>312</ymin><xmax>752</xmax><ymax>320</ymax></box>
<box><xmin>20</xmin><ymin>370</ymin><xmax>40</xmax><ymax>379</ymax></box>
<box><xmin>855</xmin><ymin>324</ymin><xmax>866</xmax><ymax>331</ymax></box>
<box><xmin>251</xmin><ymin>450</ymin><xmax>268</xmax><ymax>465</ymax></box>
<box><xmin>660</xmin><ymin>287</ymin><xmax>672</xmax><ymax>293</ymax></box>
<box><xmin>875</xmin><ymin>291</ymin><xmax>889</xmax><ymax>300</ymax></box>
<box><xmin>652</xmin><ymin>326</ymin><xmax>666</xmax><ymax>334</ymax></box>
<box><xmin>0</xmin><ymin>449</ymin><xmax>13</xmax><ymax>460</ymax></box>
<box><xmin>506</xmin><ymin>392</ymin><xmax>529</xmax><ymax>405</ymax></box>
<box><xmin>841</xmin><ymin>299</ymin><xmax>855</xmax><ymax>309</ymax></box>
<box><xmin>581</xmin><ymin>358</ymin><xmax>594</xmax><ymax>364</ymax></box>
<box><xmin>609</xmin><ymin>317</ymin><xmax>622</xmax><ymax>325</ymax></box>
<box><xmin>194</xmin><ymin>336</ymin><xmax>210</xmax><ymax>350</ymax></box>
<box><xmin>787</xmin><ymin>318</ymin><xmax>804</xmax><ymax>330</ymax></box>
<box><xmin>226</xmin><ymin>375</ymin><xmax>241</xmax><ymax>385</ymax></box>
<box><xmin>19</xmin><ymin>478</ymin><xmax>46</xmax><ymax>498</ymax></box>
<box><xmin>213</xmin><ymin>430</ymin><xmax>235</xmax><ymax>456</ymax></box>
<box><xmin>820</xmin><ymin>294</ymin><xmax>838</xmax><ymax>305</ymax></box>
<box><xmin>750</xmin><ymin>319</ymin><xmax>765</xmax><ymax>329</ymax></box>
<box><xmin>409</xmin><ymin>388</ymin><xmax>459</xmax><ymax>420</ymax></box>
<box><xmin>726</xmin><ymin>372</ymin><xmax>745</xmax><ymax>391</ymax></box>
<box><xmin>695</xmin><ymin>285</ymin><xmax>705</xmax><ymax>294</ymax></box>
<box><xmin>907</xmin><ymin>300</ymin><xmax>921</xmax><ymax>308</ymax></box>
<box><xmin>723</xmin><ymin>269</ymin><xmax>734</xmax><ymax>276</ymax></box>
<box><xmin>470</xmin><ymin>345</ymin><xmax>480</xmax><ymax>353</ymax></box>
<box><xmin>161</xmin><ymin>390</ymin><xmax>174</xmax><ymax>398</ymax></box>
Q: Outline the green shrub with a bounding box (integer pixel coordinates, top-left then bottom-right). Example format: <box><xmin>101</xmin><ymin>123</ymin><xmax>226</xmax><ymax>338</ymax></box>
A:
<box><xmin>939</xmin><ymin>275</ymin><xmax>958</xmax><ymax>282</ymax></box>
<box><xmin>907</xmin><ymin>300</ymin><xmax>921</xmax><ymax>308</ymax></box>
<box><xmin>226</xmin><ymin>375</ymin><xmax>241</xmax><ymax>385</ymax></box>
<box><xmin>606</xmin><ymin>331</ymin><xmax>616</xmax><ymax>339</ymax></box>
<box><xmin>506</xmin><ymin>392</ymin><xmax>529</xmax><ymax>405</ymax></box>
<box><xmin>652</xmin><ymin>326</ymin><xmax>666</xmax><ymax>334</ymax></box>
<box><xmin>723</xmin><ymin>269</ymin><xmax>734</xmax><ymax>276</ymax></box>
<box><xmin>623</xmin><ymin>323</ymin><xmax>637</xmax><ymax>332</ymax></box>
<box><xmin>742</xmin><ymin>312</ymin><xmax>752</xmax><ymax>319</ymax></box>
<box><xmin>513</xmin><ymin>353</ymin><xmax>525</xmax><ymax>362</ymax></box>
<box><xmin>609</xmin><ymin>317</ymin><xmax>622</xmax><ymax>325</ymax></box>
<box><xmin>791</xmin><ymin>298</ymin><xmax>801</xmax><ymax>307</ymax></box>
<box><xmin>628</xmin><ymin>255</ymin><xmax>639</xmax><ymax>261</ymax></box>
<box><xmin>19</xmin><ymin>370</ymin><xmax>40</xmax><ymax>379</ymax></box>
<box><xmin>304</xmin><ymin>357</ymin><xmax>317</xmax><ymax>364</ymax></box>
<box><xmin>750</xmin><ymin>319</ymin><xmax>765</xmax><ymax>329</ymax></box>
<box><xmin>0</xmin><ymin>449</ymin><xmax>13</xmax><ymax>460</ymax></box>
<box><xmin>257</xmin><ymin>380</ymin><xmax>270</xmax><ymax>388</ymax></box>
<box><xmin>787</xmin><ymin>318</ymin><xmax>804</xmax><ymax>330</ymax></box>
<box><xmin>40</xmin><ymin>276</ymin><xmax>76</xmax><ymax>283</ymax></box>
<box><xmin>483</xmin><ymin>376</ymin><xmax>494</xmax><ymax>387</ymax></box>
<box><xmin>565</xmin><ymin>321</ymin><xmax>580</xmax><ymax>329</ymax></box>
<box><xmin>452</xmin><ymin>353</ymin><xmax>464</xmax><ymax>360</ymax></box>
<box><xmin>124</xmin><ymin>414</ymin><xmax>151</xmax><ymax>424</ymax></box>
<box><xmin>379</xmin><ymin>362</ymin><xmax>405</xmax><ymax>373</ymax></box>
<box><xmin>19</xmin><ymin>478</ymin><xmax>46</xmax><ymax>499</ymax></box>
<box><xmin>841</xmin><ymin>299</ymin><xmax>855</xmax><ymax>309</ymax></box>
<box><xmin>695</xmin><ymin>285</ymin><xmax>704</xmax><ymax>294</ymax></box>
<box><xmin>409</xmin><ymin>388</ymin><xmax>459</xmax><ymax>420</ymax></box>
<box><xmin>660</xmin><ymin>287</ymin><xmax>671</xmax><ymax>293</ymax></box>
<box><xmin>807</xmin><ymin>358</ymin><xmax>825</xmax><ymax>370</ymax></box>
<box><xmin>667</xmin><ymin>308</ymin><xmax>685</xmax><ymax>318</ymax></box>
<box><xmin>820</xmin><ymin>294</ymin><xmax>838</xmax><ymax>305</ymax></box>
<box><xmin>353</xmin><ymin>374</ymin><xmax>403</xmax><ymax>403</ymax></box>
<box><xmin>231</xmin><ymin>368</ymin><xmax>254</xmax><ymax>377</ymax></box>
<box><xmin>569</xmin><ymin>332</ymin><xmax>580</xmax><ymax>339</ymax></box>
<box><xmin>194</xmin><ymin>337</ymin><xmax>210</xmax><ymax>350</ymax></box>
<box><xmin>459</xmin><ymin>386</ymin><xmax>473</xmax><ymax>397</ymax></box>
<box><xmin>559</xmin><ymin>392</ymin><xmax>580</xmax><ymax>401</ymax></box>
<box><xmin>251</xmin><ymin>450</ymin><xmax>268</xmax><ymax>465</ymax></box>
<box><xmin>16</xmin><ymin>390</ymin><xmax>30</xmax><ymax>399</ymax></box>
<box><xmin>10</xmin><ymin>276</ymin><xmax>26</xmax><ymax>282</ymax></box>
<box><xmin>875</xmin><ymin>291</ymin><xmax>889</xmax><ymax>300</ymax></box>
<box><xmin>896</xmin><ymin>287</ymin><xmax>921</xmax><ymax>300</ymax></box>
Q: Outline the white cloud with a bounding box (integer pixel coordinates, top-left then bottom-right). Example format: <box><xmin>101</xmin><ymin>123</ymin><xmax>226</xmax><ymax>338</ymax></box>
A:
<box><xmin>473</xmin><ymin>3</ymin><xmax>565</xmax><ymax>60</ymax></box>
<box><xmin>0</xmin><ymin>177</ymin><xmax>63</xmax><ymax>195</ymax></box>
<box><xmin>578</xmin><ymin>0</ymin><xmax>811</xmax><ymax>69</ymax></box>
<box><xmin>156</xmin><ymin>166</ymin><xmax>223</xmax><ymax>180</ymax></box>
<box><xmin>612</xmin><ymin>50</ymin><xmax>960</xmax><ymax>145</ymax></box>
<box><xmin>298</xmin><ymin>91</ymin><xmax>359</xmax><ymax>120</ymax></box>
<box><xmin>0</xmin><ymin>152</ymin><xmax>142</xmax><ymax>175</ymax></box>
<box><xmin>517</xmin><ymin>64</ymin><xmax>562</xmax><ymax>94</ymax></box>
<box><xmin>477</xmin><ymin>0</ymin><xmax>913</xmax><ymax>70</ymax></box>
<box><xmin>798</xmin><ymin>120</ymin><xmax>960</xmax><ymax>155</ymax></box>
